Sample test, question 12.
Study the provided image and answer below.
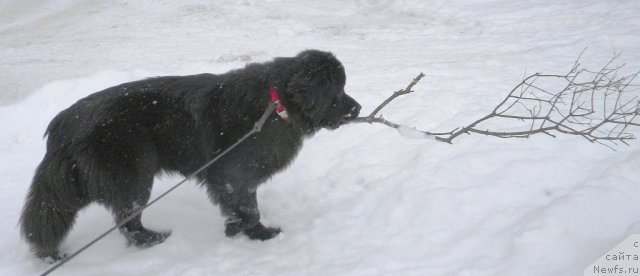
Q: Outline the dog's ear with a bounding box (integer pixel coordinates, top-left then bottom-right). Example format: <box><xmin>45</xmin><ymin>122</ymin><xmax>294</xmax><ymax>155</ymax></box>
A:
<box><xmin>285</xmin><ymin>66</ymin><xmax>325</xmax><ymax>125</ymax></box>
<box><xmin>284</xmin><ymin>50</ymin><xmax>345</xmax><ymax>125</ymax></box>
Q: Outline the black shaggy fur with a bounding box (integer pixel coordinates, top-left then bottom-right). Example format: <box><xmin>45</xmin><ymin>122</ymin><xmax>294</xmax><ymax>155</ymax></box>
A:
<box><xmin>20</xmin><ymin>50</ymin><xmax>361</xmax><ymax>260</ymax></box>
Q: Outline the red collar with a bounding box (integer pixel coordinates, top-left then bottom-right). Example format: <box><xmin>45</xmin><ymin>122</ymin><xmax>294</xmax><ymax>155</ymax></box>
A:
<box><xmin>269</xmin><ymin>86</ymin><xmax>289</xmax><ymax>123</ymax></box>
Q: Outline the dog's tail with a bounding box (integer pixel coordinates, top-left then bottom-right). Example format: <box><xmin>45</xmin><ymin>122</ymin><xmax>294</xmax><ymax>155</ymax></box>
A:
<box><xmin>20</xmin><ymin>150</ymin><xmax>86</xmax><ymax>259</ymax></box>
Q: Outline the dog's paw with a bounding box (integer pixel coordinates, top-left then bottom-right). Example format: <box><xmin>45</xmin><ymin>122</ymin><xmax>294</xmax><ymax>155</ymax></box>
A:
<box><xmin>38</xmin><ymin>251</ymin><xmax>67</xmax><ymax>264</ymax></box>
<box><xmin>224</xmin><ymin>207</ymin><xmax>260</xmax><ymax>237</ymax></box>
<box><xmin>124</xmin><ymin>228</ymin><xmax>171</xmax><ymax>248</ymax></box>
<box><xmin>243</xmin><ymin>223</ymin><xmax>281</xmax><ymax>241</ymax></box>
<box><xmin>224</xmin><ymin>221</ymin><xmax>244</xmax><ymax>237</ymax></box>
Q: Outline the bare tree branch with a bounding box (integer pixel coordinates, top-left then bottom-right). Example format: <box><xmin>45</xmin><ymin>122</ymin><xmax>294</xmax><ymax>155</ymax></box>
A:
<box><xmin>368</xmin><ymin>73</ymin><xmax>425</xmax><ymax>118</ymax></box>
<box><xmin>352</xmin><ymin>53</ymin><xmax>640</xmax><ymax>149</ymax></box>
<box><xmin>352</xmin><ymin>72</ymin><xmax>458</xmax><ymax>137</ymax></box>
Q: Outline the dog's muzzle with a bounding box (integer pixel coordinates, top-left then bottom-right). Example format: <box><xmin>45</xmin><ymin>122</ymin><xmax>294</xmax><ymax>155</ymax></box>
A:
<box><xmin>342</xmin><ymin>96</ymin><xmax>361</xmax><ymax>121</ymax></box>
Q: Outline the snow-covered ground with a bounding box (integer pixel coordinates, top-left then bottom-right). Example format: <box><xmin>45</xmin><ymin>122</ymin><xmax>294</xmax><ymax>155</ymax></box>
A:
<box><xmin>2</xmin><ymin>0</ymin><xmax>640</xmax><ymax>275</ymax></box>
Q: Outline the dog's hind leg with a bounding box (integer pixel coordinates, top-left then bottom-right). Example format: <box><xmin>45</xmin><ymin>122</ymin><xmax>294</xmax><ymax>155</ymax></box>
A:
<box><xmin>92</xmin><ymin>145</ymin><xmax>171</xmax><ymax>248</ymax></box>
<box><xmin>106</xmin><ymin>170</ymin><xmax>171</xmax><ymax>248</ymax></box>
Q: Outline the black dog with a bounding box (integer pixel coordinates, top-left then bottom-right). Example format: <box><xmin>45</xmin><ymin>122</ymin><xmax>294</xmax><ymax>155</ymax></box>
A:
<box><xmin>20</xmin><ymin>50</ymin><xmax>361</xmax><ymax>260</ymax></box>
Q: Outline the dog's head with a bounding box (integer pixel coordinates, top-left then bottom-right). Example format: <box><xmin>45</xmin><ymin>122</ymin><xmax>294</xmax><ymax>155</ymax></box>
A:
<box><xmin>280</xmin><ymin>50</ymin><xmax>361</xmax><ymax>132</ymax></box>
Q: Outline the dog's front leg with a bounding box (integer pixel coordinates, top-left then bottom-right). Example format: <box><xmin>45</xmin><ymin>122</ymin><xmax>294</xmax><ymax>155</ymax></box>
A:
<box><xmin>217</xmin><ymin>185</ymin><xmax>261</xmax><ymax>237</ymax></box>
<box><xmin>216</xmin><ymin>185</ymin><xmax>281</xmax><ymax>240</ymax></box>
<box><xmin>240</xmin><ymin>190</ymin><xmax>281</xmax><ymax>240</ymax></box>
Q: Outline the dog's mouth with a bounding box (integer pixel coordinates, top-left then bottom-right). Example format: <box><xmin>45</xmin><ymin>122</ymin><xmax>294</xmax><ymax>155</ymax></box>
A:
<box><xmin>322</xmin><ymin>117</ymin><xmax>349</xmax><ymax>130</ymax></box>
<box><xmin>325</xmin><ymin>105</ymin><xmax>361</xmax><ymax>130</ymax></box>
<box><xmin>341</xmin><ymin>104</ymin><xmax>361</xmax><ymax>124</ymax></box>
<box><xmin>326</xmin><ymin>122</ymin><xmax>343</xmax><ymax>130</ymax></box>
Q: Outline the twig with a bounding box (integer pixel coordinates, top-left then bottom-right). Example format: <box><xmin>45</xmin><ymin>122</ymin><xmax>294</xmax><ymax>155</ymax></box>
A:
<box><xmin>367</xmin><ymin>73</ymin><xmax>425</xmax><ymax>118</ymax></box>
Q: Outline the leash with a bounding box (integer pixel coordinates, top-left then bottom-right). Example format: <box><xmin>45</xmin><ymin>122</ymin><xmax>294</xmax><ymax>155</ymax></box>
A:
<box><xmin>41</xmin><ymin>103</ymin><xmax>277</xmax><ymax>276</ymax></box>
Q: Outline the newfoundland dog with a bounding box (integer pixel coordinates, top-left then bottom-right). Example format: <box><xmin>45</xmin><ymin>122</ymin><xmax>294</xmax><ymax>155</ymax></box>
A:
<box><xmin>20</xmin><ymin>50</ymin><xmax>361</xmax><ymax>260</ymax></box>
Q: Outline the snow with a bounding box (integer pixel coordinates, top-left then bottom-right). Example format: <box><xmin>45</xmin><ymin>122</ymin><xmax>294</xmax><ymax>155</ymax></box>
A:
<box><xmin>2</xmin><ymin>0</ymin><xmax>640</xmax><ymax>275</ymax></box>
<box><xmin>396</xmin><ymin>125</ymin><xmax>435</xmax><ymax>140</ymax></box>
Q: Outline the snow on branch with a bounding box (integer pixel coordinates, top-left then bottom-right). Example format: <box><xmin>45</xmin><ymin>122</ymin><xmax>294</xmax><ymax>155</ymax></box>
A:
<box><xmin>353</xmin><ymin>53</ymin><xmax>640</xmax><ymax>149</ymax></box>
